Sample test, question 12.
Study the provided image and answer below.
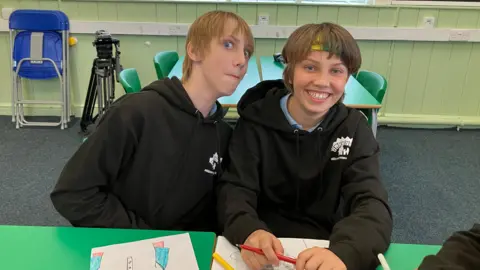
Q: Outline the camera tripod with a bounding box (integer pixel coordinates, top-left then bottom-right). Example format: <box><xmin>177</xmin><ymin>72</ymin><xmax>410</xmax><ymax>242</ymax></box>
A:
<box><xmin>80</xmin><ymin>33</ymin><xmax>121</xmax><ymax>134</ymax></box>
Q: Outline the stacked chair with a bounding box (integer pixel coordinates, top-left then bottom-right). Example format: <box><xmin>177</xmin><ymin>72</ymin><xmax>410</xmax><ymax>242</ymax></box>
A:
<box><xmin>9</xmin><ymin>9</ymin><xmax>71</xmax><ymax>129</ymax></box>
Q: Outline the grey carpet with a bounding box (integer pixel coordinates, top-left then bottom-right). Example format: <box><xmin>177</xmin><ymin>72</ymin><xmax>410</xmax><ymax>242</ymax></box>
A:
<box><xmin>0</xmin><ymin>115</ymin><xmax>479</xmax><ymax>245</ymax></box>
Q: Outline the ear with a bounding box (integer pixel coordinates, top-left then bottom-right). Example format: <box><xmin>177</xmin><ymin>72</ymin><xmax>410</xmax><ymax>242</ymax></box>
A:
<box><xmin>186</xmin><ymin>42</ymin><xmax>202</xmax><ymax>62</ymax></box>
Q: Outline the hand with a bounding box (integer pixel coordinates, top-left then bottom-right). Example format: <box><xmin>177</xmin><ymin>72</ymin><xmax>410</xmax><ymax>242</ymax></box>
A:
<box><xmin>241</xmin><ymin>229</ymin><xmax>284</xmax><ymax>270</ymax></box>
<box><xmin>295</xmin><ymin>247</ymin><xmax>346</xmax><ymax>270</ymax></box>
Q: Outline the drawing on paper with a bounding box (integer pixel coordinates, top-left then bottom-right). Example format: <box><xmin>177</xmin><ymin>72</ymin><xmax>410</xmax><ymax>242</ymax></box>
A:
<box><xmin>90</xmin><ymin>252</ymin><xmax>104</xmax><ymax>270</ymax></box>
<box><xmin>127</xmin><ymin>256</ymin><xmax>133</xmax><ymax>270</ymax></box>
<box><xmin>90</xmin><ymin>233</ymin><xmax>197</xmax><ymax>270</ymax></box>
<box><xmin>153</xmin><ymin>241</ymin><xmax>170</xmax><ymax>269</ymax></box>
<box><xmin>228</xmin><ymin>250</ymin><xmax>297</xmax><ymax>270</ymax></box>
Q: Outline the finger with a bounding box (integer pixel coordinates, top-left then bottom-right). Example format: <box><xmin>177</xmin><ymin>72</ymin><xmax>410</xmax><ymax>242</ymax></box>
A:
<box><xmin>272</xmin><ymin>237</ymin><xmax>284</xmax><ymax>255</ymax></box>
<box><xmin>253</xmin><ymin>252</ymin><xmax>270</xmax><ymax>268</ymax></box>
<box><xmin>295</xmin><ymin>249</ymin><xmax>316</xmax><ymax>270</ymax></box>
<box><xmin>304</xmin><ymin>254</ymin><xmax>324</xmax><ymax>270</ymax></box>
<box><xmin>242</xmin><ymin>250</ymin><xmax>260</xmax><ymax>270</ymax></box>
<box><xmin>260</xmin><ymin>239</ymin><xmax>280</xmax><ymax>266</ymax></box>
<box><xmin>250</xmin><ymin>252</ymin><xmax>268</xmax><ymax>270</ymax></box>
<box><xmin>242</xmin><ymin>251</ymin><xmax>262</xmax><ymax>270</ymax></box>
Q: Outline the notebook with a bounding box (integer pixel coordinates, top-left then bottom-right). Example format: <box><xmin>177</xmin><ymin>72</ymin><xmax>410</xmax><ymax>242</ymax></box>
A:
<box><xmin>212</xmin><ymin>236</ymin><xmax>330</xmax><ymax>270</ymax></box>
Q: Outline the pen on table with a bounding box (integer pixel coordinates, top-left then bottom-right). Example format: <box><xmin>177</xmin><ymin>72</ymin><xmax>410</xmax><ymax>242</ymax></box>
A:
<box><xmin>236</xmin><ymin>244</ymin><xmax>297</xmax><ymax>265</ymax></box>
<box><xmin>377</xmin><ymin>253</ymin><xmax>391</xmax><ymax>270</ymax></box>
<box><xmin>213</xmin><ymin>252</ymin><xmax>234</xmax><ymax>270</ymax></box>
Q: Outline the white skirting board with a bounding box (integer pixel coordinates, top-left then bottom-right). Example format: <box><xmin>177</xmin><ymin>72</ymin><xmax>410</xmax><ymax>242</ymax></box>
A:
<box><xmin>2</xmin><ymin>18</ymin><xmax>480</xmax><ymax>42</ymax></box>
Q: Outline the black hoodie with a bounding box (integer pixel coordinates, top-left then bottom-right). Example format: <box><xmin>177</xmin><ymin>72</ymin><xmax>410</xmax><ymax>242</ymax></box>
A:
<box><xmin>51</xmin><ymin>77</ymin><xmax>232</xmax><ymax>233</ymax></box>
<box><xmin>217</xmin><ymin>80</ymin><xmax>393</xmax><ymax>270</ymax></box>
<box><xmin>418</xmin><ymin>224</ymin><xmax>480</xmax><ymax>270</ymax></box>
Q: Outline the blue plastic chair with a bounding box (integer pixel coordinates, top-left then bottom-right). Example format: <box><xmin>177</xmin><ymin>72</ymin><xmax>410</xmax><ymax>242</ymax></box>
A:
<box><xmin>9</xmin><ymin>9</ymin><xmax>70</xmax><ymax>129</ymax></box>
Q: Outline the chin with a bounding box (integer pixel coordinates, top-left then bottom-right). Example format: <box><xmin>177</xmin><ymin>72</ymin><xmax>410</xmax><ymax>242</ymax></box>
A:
<box><xmin>218</xmin><ymin>88</ymin><xmax>236</xmax><ymax>97</ymax></box>
<box><xmin>303</xmin><ymin>102</ymin><xmax>332</xmax><ymax>116</ymax></box>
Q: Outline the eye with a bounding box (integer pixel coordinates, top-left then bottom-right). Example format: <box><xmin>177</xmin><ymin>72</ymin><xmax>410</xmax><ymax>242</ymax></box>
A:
<box><xmin>223</xmin><ymin>41</ymin><xmax>234</xmax><ymax>49</ymax></box>
<box><xmin>304</xmin><ymin>65</ymin><xmax>315</xmax><ymax>72</ymax></box>
<box><xmin>244</xmin><ymin>50</ymin><xmax>251</xmax><ymax>58</ymax></box>
<box><xmin>331</xmin><ymin>68</ymin><xmax>346</xmax><ymax>74</ymax></box>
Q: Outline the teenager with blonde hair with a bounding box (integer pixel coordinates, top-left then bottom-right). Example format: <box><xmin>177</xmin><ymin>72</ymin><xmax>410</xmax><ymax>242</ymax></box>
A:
<box><xmin>51</xmin><ymin>11</ymin><xmax>254</xmax><ymax>233</ymax></box>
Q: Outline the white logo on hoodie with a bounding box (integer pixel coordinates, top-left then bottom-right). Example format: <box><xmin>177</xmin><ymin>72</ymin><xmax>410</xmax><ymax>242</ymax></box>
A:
<box><xmin>204</xmin><ymin>152</ymin><xmax>223</xmax><ymax>175</ymax></box>
<box><xmin>331</xmin><ymin>136</ymin><xmax>353</xmax><ymax>161</ymax></box>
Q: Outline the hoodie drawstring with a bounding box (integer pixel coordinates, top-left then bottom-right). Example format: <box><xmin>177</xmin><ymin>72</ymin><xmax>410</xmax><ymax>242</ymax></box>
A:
<box><xmin>316</xmin><ymin>126</ymin><xmax>324</xmax><ymax>157</ymax></box>
<box><xmin>294</xmin><ymin>129</ymin><xmax>300</xmax><ymax>210</ymax></box>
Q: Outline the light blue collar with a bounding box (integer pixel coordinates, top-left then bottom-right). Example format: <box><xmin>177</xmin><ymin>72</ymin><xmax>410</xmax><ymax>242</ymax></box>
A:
<box><xmin>280</xmin><ymin>94</ymin><xmax>322</xmax><ymax>132</ymax></box>
<box><xmin>209</xmin><ymin>103</ymin><xmax>217</xmax><ymax>116</ymax></box>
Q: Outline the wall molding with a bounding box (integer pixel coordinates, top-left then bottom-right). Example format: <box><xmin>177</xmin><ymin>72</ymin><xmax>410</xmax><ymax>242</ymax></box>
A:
<box><xmin>378</xmin><ymin>113</ymin><xmax>480</xmax><ymax>127</ymax></box>
<box><xmin>1</xmin><ymin>103</ymin><xmax>479</xmax><ymax>128</ymax></box>
<box><xmin>2</xmin><ymin>19</ymin><xmax>480</xmax><ymax>42</ymax></box>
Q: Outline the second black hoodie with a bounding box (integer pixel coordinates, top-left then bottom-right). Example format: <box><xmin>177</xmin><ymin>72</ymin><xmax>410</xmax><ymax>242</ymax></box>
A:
<box><xmin>217</xmin><ymin>80</ymin><xmax>393</xmax><ymax>270</ymax></box>
<box><xmin>51</xmin><ymin>77</ymin><xmax>232</xmax><ymax>232</ymax></box>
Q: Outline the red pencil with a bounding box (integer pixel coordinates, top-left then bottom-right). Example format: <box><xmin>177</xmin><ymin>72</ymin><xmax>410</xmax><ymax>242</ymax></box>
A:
<box><xmin>236</xmin><ymin>244</ymin><xmax>297</xmax><ymax>265</ymax></box>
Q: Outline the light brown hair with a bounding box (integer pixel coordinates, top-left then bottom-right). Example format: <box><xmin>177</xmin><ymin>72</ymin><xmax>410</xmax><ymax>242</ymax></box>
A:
<box><xmin>182</xmin><ymin>11</ymin><xmax>254</xmax><ymax>82</ymax></box>
<box><xmin>282</xmin><ymin>22</ymin><xmax>362</xmax><ymax>93</ymax></box>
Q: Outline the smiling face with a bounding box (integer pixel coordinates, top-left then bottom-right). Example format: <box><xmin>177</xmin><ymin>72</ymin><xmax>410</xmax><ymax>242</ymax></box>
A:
<box><xmin>290</xmin><ymin>51</ymin><xmax>348</xmax><ymax>118</ymax></box>
<box><xmin>281</xmin><ymin>23</ymin><xmax>362</xmax><ymax>126</ymax></box>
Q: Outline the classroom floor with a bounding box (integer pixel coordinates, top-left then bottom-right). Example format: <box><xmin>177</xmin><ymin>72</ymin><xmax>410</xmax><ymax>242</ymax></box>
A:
<box><xmin>0</xmin><ymin>115</ymin><xmax>479</xmax><ymax>245</ymax></box>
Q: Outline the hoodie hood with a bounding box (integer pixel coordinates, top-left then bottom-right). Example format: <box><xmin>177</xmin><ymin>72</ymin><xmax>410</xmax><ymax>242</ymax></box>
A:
<box><xmin>141</xmin><ymin>76</ymin><xmax>225</xmax><ymax>123</ymax></box>
<box><xmin>237</xmin><ymin>79</ymin><xmax>348</xmax><ymax>134</ymax></box>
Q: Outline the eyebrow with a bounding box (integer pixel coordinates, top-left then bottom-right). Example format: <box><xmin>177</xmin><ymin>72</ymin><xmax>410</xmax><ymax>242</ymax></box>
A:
<box><xmin>226</xmin><ymin>35</ymin><xmax>240</xmax><ymax>43</ymax></box>
<box><xmin>305</xmin><ymin>58</ymin><xmax>345</xmax><ymax>67</ymax></box>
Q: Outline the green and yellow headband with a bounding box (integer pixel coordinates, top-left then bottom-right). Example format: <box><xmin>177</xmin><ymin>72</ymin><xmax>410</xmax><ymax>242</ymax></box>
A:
<box><xmin>311</xmin><ymin>36</ymin><xmax>329</xmax><ymax>51</ymax></box>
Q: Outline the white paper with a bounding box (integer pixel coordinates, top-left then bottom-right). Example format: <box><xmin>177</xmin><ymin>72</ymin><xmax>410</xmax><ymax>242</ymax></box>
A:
<box><xmin>212</xmin><ymin>236</ymin><xmax>330</xmax><ymax>270</ymax></box>
<box><xmin>90</xmin><ymin>233</ymin><xmax>198</xmax><ymax>270</ymax></box>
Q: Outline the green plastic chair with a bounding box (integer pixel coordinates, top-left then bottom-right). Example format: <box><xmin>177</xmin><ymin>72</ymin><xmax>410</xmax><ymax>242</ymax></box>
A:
<box><xmin>119</xmin><ymin>68</ymin><xmax>142</xmax><ymax>94</ymax></box>
<box><xmin>355</xmin><ymin>70</ymin><xmax>388</xmax><ymax>130</ymax></box>
<box><xmin>154</xmin><ymin>51</ymin><xmax>179</xmax><ymax>79</ymax></box>
<box><xmin>356</xmin><ymin>70</ymin><xmax>387</xmax><ymax>103</ymax></box>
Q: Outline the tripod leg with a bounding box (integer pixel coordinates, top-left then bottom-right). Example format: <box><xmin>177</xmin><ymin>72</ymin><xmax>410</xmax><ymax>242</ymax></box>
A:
<box><xmin>80</xmin><ymin>60</ymin><xmax>97</xmax><ymax>133</ymax></box>
<box><xmin>106</xmin><ymin>66</ymin><xmax>112</xmax><ymax>106</ymax></box>
<box><xmin>97</xmin><ymin>68</ymin><xmax>104</xmax><ymax>118</ymax></box>
<box><xmin>110</xmin><ymin>65</ymin><xmax>116</xmax><ymax>101</ymax></box>
<box><xmin>102</xmin><ymin>70</ymin><xmax>108</xmax><ymax>109</ymax></box>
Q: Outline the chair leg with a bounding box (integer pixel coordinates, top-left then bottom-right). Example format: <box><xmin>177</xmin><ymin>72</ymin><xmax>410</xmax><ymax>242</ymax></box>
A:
<box><xmin>13</xmin><ymin>74</ymin><xmax>19</xmax><ymax>128</ymax></box>
<box><xmin>371</xmin><ymin>109</ymin><xmax>378</xmax><ymax>138</ymax></box>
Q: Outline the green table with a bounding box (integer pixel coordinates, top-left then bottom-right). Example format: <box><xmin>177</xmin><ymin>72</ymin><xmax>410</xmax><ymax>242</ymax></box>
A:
<box><xmin>381</xmin><ymin>243</ymin><xmax>441</xmax><ymax>270</ymax></box>
<box><xmin>168</xmin><ymin>56</ymin><xmax>260</xmax><ymax>108</ymax></box>
<box><xmin>259</xmin><ymin>56</ymin><xmax>381</xmax><ymax>135</ymax></box>
<box><xmin>0</xmin><ymin>225</ymin><xmax>216</xmax><ymax>270</ymax></box>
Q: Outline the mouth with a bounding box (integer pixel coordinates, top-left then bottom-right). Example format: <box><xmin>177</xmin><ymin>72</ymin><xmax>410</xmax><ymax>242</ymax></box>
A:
<box><xmin>226</xmin><ymin>74</ymin><xmax>241</xmax><ymax>80</ymax></box>
<box><xmin>306</xmin><ymin>90</ymin><xmax>331</xmax><ymax>103</ymax></box>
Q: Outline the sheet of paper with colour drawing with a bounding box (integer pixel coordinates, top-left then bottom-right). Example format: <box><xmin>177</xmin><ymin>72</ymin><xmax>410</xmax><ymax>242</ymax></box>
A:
<box><xmin>212</xmin><ymin>236</ymin><xmax>330</xmax><ymax>270</ymax></box>
<box><xmin>89</xmin><ymin>232</ymin><xmax>198</xmax><ymax>270</ymax></box>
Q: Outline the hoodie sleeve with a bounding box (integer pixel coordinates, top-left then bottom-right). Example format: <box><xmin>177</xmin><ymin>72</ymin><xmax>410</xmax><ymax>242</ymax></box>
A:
<box><xmin>328</xmin><ymin>116</ymin><xmax>393</xmax><ymax>270</ymax></box>
<box><xmin>217</xmin><ymin>119</ymin><xmax>271</xmax><ymax>245</ymax></box>
<box><xmin>418</xmin><ymin>224</ymin><xmax>480</xmax><ymax>270</ymax></box>
<box><xmin>50</xmin><ymin>102</ymin><xmax>150</xmax><ymax>229</ymax></box>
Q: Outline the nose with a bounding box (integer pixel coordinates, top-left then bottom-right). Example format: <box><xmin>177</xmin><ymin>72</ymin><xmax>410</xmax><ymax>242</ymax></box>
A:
<box><xmin>313</xmin><ymin>70</ymin><xmax>330</xmax><ymax>88</ymax></box>
<box><xmin>233</xmin><ymin>50</ymin><xmax>247</xmax><ymax>68</ymax></box>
